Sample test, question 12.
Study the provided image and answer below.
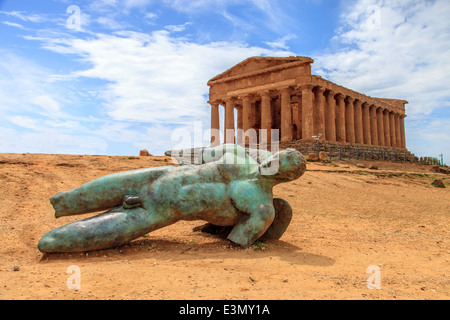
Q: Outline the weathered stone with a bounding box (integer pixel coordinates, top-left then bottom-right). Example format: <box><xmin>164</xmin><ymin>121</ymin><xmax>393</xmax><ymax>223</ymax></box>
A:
<box><xmin>208</xmin><ymin>56</ymin><xmax>409</xmax><ymax>154</ymax></box>
<box><xmin>308</xmin><ymin>153</ymin><xmax>319</xmax><ymax>162</ymax></box>
<box><xmin>431</xmin><ymin>179</ymin><xmax>446</xmax><ymax>188</ymax></box>
<box><xmin>38</xmin><ymin>144</ymin><xmax>306</xmax><ymax>253</ymax></box>
<box><xmin>139</xmin><ymin>149</ymin><xmax>151</xmax><ymax>156</ymax></box>
<box><xmin>319</xmin><ymin>151</ymin><xmax>329</xmax><ymax>161</ymax></box>
<box><xmin>369</xmin><ymin>164</ymin><xmax>378</xmax><ymax>170</ymax></box>
<box><xmin>431</xmin><ymin>166</ymin><xmax>449</xmax><ymax>174</ymax></box>
<box><xmin>440</xmin><ymin>167</ymin><xmax>449</xmax><ymax>174</ymax></box>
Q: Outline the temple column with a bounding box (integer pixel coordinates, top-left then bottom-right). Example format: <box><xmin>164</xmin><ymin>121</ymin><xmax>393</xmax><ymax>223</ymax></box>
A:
<box><xmin>370</xmin><ymin>105</ymin><xmax>378</xmax><ymax>146</ymax></box>
<box><xmin>250</xmin><ymin>101</ymin><xmax>257</xmax><ymax>131</ymax></box>
<box><xmin>354</xmin><ymin>99</ymin><xmax>363</xmax><ymax>144</ymax></box>
<box><xmin>362</xmin><ymin>102</ymin><xmax>371</xmax><ymax>145</ymax></box>
<box><xmin>325</xmin><ymin>90</ymin><xmax>336</xmax><ymax>141</ymax></box>
<box><xmin>395</xmin><ymin>113</ymin><xmax>401</xmax><ymax>149</ymax></box>
<box><xmin>400</xmin><ymin>115</ymin><xmax>406</xmax><ymax>149</ymax></box>
<box><xmin>236</xmin><ymin>105</ymin><xmax>243</xmax><ymax>145</ymax></box>
<box><xmin>377</xmin><ymin>107</ymin><xmax>385</xmax><ymax>146</ymax></box>
<box><xmin>209</xmin><ymin>100</ymin><xmax>220</xmax><ymax>146</ymax></box>
<box><xmin>280</xmin><ymin>87</ymin><xmax>293</xmax><ymax>142</ymax></box>
<box><xmin>335</xmin><ymin>93</ymin><xmax>346</xmax><ymax>142</ymax></box>
<box><xmin>241</xmin><ymin>94</ymin><xmax>252</xmax><ymax>145</ymax></box>
<box><xmin>291</xmin><ymin>96</ymin><xmax>301</xmax><ymax>140</ymax></box>
<box><xmin>314</xmin><ymin>87</ymin><xmax>326</xmax><ymax>138</ymax></box>
<box><xmin>389</xmin><ymin>111</ymin><xmax>396</xmax><ymax>148</ymax></box>
<box><xmin>383</xmin><ymin>109</ymin><xmax>391</xmax><ymax>147</ymax></box>
<box><xmin>301</xmin><ymin>84</ymin><xmax>314</xmax><ymax>141</ymax></box>
<box><xmin>345</xmin><ymin>96</ymin><xmax>355</xmax><ymax>143</ymax></box>
<box><xmin>260</xmin><ymin>90</ymin><xmax>272</xmax><ymax>145</ymax></box>
<box><xmin>297</xmin><ymin>95</ymin><xmax>303</xmax><ymax>140</ymax></box>
<box><xmin>224</xmin><ymin>98</ymin><xmax>235</xmax><ymax>144</ymax></box>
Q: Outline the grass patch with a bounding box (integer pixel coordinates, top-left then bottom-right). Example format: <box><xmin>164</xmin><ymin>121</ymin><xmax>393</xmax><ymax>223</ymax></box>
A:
<box><xmin>431</xmin><ymin>180</ymin><xmax>446</xmax><ymax>188</ymax></box>
<box><xmin>410</xmin><ymin>173</ymin><xmax>430</xmax><ymax>178</ymax></box>
<box><xmin>252</xmin><ymin>240</ymin><xmax>268</xmax><ymax>251</ymax></box>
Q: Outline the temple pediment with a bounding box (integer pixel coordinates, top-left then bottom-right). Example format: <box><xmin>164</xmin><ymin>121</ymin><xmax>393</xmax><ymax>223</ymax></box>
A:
<box><xmin>208</xmin><ymin>56</ymin><xmax>313</xmax><ymax>84</ymax></box>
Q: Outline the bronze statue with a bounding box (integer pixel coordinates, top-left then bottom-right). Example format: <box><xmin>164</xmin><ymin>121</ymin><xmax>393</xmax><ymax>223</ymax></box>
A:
<box><xmin>38</xmin><ymin>144</ymin><xmax>306</xmax><ymax>253</ymax></box>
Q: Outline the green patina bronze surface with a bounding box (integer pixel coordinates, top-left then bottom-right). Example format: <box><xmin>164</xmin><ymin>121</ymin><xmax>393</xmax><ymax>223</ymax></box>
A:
<box><xmin>38</xmin><ymin>144</ymin><xmax>306</xmax><ymax>253</ymax></box>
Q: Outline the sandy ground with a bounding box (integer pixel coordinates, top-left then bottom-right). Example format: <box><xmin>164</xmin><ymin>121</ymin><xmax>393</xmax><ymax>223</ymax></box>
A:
<box><xmin>0</xmin><ymin>152</ymin><xmax>448</xmax><ymax>300</ymax></box>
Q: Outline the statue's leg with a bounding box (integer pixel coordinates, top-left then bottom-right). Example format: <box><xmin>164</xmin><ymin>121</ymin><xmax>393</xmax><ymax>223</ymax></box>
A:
<box><xmin>51</xmin><ymin>166</ymin><xmax>175</xmax><ymax>218</ymax></box>
<box><xmin>38</xmin><ymin>205</ymin><xmax>176</xmax><ymax>253</ymax></box>
<box><xmin>193</xmin><ymin>199</ymin><xmax>292</xmax><ymax>244</ymax></box>
<box><xmin>259</xmin><ymin>198</ymin><xmax>292</xmax><ymax>241</ymax></box>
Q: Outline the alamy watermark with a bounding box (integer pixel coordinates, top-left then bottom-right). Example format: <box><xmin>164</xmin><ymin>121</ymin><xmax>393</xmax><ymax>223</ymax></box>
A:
<box><xmin>366</xmin><ymin>265</ymin><xmax>381</xmax><ymax>289</ymax></box>
<box><xmin>66</xmin><ymin>5</ymin><xmax>81</xmax><ymax>31</ymax></box>
<box><xmin>366</xmin><ymin>5</ymin><xmax>381</xmax><ymax>31</ymax></box>
<box><xmin>66</xmin><ymin>265</ymin><xmax>81</xmax><ymax>290</ymax></box>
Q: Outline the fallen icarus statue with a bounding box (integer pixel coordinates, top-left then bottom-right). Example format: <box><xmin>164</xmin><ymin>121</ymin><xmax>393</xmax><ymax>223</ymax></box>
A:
<box><xmin>38</xmin><ymin>144</ymin><xmax>306</xmax><ymax>253</ymax></box>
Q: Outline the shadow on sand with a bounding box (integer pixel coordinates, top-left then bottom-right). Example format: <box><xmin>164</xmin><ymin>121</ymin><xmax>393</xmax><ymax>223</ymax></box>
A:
<box><xmin>39</xmin><ymin>226</ymin><xmax>335</xmax><ymax>267</ymax></box>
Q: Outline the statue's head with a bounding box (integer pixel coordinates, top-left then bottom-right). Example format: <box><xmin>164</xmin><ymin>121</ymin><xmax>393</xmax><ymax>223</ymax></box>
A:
<box><xmin>259</xmin><ymin>148</ymin><xmax>306</xmax><ymax>183</ymax></box>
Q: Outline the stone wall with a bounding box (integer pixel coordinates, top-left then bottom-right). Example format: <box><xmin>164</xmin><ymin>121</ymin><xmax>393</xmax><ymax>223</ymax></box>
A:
<box><xmin>279</xmin><ymin>140</ymin><xmax>416</xmax><ymax>162</ymax></box>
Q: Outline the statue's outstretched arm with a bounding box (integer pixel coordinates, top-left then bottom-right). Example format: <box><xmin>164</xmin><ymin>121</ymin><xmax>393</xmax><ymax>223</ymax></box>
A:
<box><xmin>201</xmin><ymin>144</ymin><xmax>257</xmax><ymax>165</ymax></box>
<box><xmin>245</xmin><ymin>147</ymin><xmax>272</xmax><ymax>164</ymax></box>
<box><xmin>167</xmin><ymin>144</ymin><xmax>271</xmax><ymax>166</ymax></box>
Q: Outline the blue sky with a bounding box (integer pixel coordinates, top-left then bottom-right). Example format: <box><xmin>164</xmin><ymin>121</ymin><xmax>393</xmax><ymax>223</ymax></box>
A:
<box><xmin>0</xmin><ymin>0</ymin><xmax>449</xmax><ymax>159</ymax></box>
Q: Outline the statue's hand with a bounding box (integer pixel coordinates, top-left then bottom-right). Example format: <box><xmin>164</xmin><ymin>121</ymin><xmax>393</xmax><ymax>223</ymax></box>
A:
<box><xmin>123</xmin><ymin>195</ymin><xmax>142</xmax><ymax>209</ymax></box>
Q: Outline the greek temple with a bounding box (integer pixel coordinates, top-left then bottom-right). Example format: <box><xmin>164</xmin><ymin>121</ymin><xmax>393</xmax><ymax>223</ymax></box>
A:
<box><xmin>207</xmin><ymin>56</ymin><xmax>409</xmax><ymax>156</ymax></box>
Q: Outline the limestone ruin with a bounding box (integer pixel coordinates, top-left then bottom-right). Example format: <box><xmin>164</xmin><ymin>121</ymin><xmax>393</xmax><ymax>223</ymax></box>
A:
<box><xmin>207</xmin><ymin>56</ymin><xmax>411</xmax><ymax>158</ymax></box>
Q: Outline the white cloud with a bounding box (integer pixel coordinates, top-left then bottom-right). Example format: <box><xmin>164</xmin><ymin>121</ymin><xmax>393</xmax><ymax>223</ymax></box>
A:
<box><xmin>8</xmin><ymin>116</ymin><xmax>43</xmax><ymax>131</ymax></box>
<box><xmin>0</xmin><ymin>51</ymin><xmax>53</xmax><ymax>115</ymax></box>
<box><xmin>0</xmin><ymin>10</ymin><xmax>47</xmax><ymax>23</ymax></box>
<box><xmin>37</xmin><ymin>28</ymin><xmax>292</xmax><ymax>128</ymax></box>
<box><xmin>165</xmin><ymin>22</ymin><xmax>192</xmax><ymax>32</ymax></box>
<box><xmin>123</xmin><ymin>0</ymin><xmax>152</xmax><ymax>8</ymax></box>
<box><xmin>88</xmin><ymin>0</ymin><xmax>153</xmax><ymax>13</ymax></box>
<box><xmin>0</xmin><ymin>126</ymin><xmax>108</xmax><ymax>155</ymax></box>
<box><xmin>4</xmin><ymin>23</ymin><xmax>293</xmax><ymax>155</ymax></box>
<box><xmin>31</xmin><ymin>95</ymin><xmax>61</xmax><ymax>114</ymax></box>
<box><xmin>96</xmin><ymin>16</ymin><xmax>124</xmax><ymax>30</ymax></box>
<box><xmin>162</xmin><ymin>0</ymin><xmax>221</xmax><ymax>13</ymax></box>
<box><xmin>264</xmin><ymin>34</ymin><xmax>296</xmax><ymax>50</ymax></box>
<box><xmin>1</xmin><ymin>21</ymin><xmax>26</xmax><ymax>29</ymax></box>
<box><xmin>314</xmin><ymin>0</ymin><xmax>450</xmax><ymax>116</ymax></box>
<box><xmin>163</xmin><ymin>0</ymin><xmax>296</xmax><ymax>35</ymax></box>
<box><xmin>0</xmin><ymin>52</ymin><xmax>108</xmax><ymax>154</ymax></box>
<box><xmin>407</xmin><ymin>117</ymin><xmax>450</xmax><ymax>160</ymax></box>
<box><xmin>313</xmin><ymin>0</ymin><xmax>450</xmax><ymax>157</ymax></box>
<box><xmin>144</xmin><ymin>12</ymin><xmax>157</xmax><ymax>20</ymax></box>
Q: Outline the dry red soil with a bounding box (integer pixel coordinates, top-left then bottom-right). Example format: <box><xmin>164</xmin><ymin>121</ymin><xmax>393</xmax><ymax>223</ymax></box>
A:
<box><xmin>0</xmin><ymin>153</ymin><xmax>448</xmax><ymax>300</ymax></box>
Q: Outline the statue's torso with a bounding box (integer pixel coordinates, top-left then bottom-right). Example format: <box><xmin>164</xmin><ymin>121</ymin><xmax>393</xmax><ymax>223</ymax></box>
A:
<box><xmin>144</xmin><ymin>163</ymin><xmax>261</xmax><ymax>226</ymax></box>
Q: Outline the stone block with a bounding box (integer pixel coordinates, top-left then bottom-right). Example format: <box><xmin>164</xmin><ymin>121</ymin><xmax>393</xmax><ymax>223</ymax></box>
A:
<box><xmin>439</xmin><ymin>167</ymin><xmax>449</xmax><ymax>174</ymax></box>
<box><xmin>139</xmin><ymin>149</ymin><xmax>152</xmax><ymax>156</ymax></box>
<box><xmin>431</xmin><ymin>179</ymin><xmax>445</xmax><ymax>188</ymax></box>
<box><xmin>308</xmin><ymin>153</ymin><xmax>319</xmax><ymax>162</ymax></box>
<box><xmin>319</xmin><ymin>151</ymin><xmax>329</xmax><ymax>161</ymax></box>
